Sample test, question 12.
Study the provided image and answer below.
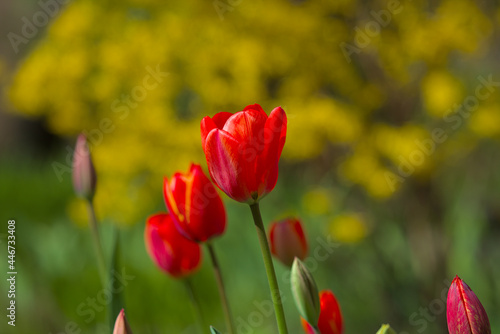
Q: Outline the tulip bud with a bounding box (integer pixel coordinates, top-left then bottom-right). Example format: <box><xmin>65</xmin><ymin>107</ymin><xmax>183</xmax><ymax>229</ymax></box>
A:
<box><xmin>72</xmin><ymin>134</ymin><xmax>97</xmax><ymax>200</ymax></box>
<box><xmin>447</xmin><ymin>275</ymin><xmax>491</xmax><ymax>334</ymax></box>
<box><xmin>269</xmin><ymin>217</ymin><xmax>308</xmax><ymax>267</ymax></box>
<box><xmin>210</xmin><ymin>326</ymin><xmax>222</xmax><ymax>334</ymax></box>
<box><xmin>144</xmin><ymin>213</ymin><xmax>202</xmax><ymax>278</ymax></box>
<box><xmin>376</xmin><ymin>324</ymin><xmax>396</xmax><ymax>334</ymax></box>
<box><xmin>113</xmin><ymin>309</ymin><xmax>133</xmax><ymax>334</ymax></box>
<box><xmin>291</xmin><ymin>258</ymin><xmax>320</xmax><ymax>326</ymax></box>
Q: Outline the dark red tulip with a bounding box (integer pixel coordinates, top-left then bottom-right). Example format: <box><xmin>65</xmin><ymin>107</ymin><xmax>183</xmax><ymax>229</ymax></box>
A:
<box><xmin>269</xmin><ymin>217</ymin><xmax>308</xmax><ymax>267</ymax></box>
<box><xmin>447</xmin><ymin>275</ymin><xmax>491</xmax><ymax>334</ymax></box>
<box><xmin>302</xmin><ymin>290</ymin><xmax>343</xmax><ymax>334</ymax></box>
<box><xmin>201</xmin><ymin>104</ymin><xmax>287</xmax><ymax>203</ymax></box>
<box><xmin>144</xmin><ymin>213</ymin><xmax>201</xmax><ymax>278</ymax></box>
<box><xmin>163</xmin><ymin>164</ymin><xmax>226</xmax><ymax>242</ymax></box>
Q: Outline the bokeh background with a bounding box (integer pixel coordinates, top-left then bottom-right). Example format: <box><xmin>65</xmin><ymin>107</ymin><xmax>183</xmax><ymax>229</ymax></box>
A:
<box><xmin>1</xmin><ymin>0</ymin><xmax>500</xmax><ymax>333</ymax></box>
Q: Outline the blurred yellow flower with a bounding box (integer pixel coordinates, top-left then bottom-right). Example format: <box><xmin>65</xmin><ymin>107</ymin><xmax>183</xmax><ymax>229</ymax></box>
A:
<box><xmin>329</xmin><ymin>213</ymin><xmax>368</xmax><ymax>244</ymax></box>
<box><xmin>302</xmin><ymin>188</ymin><xmax>333</xmax><ymax>216</ymax></box>
<box><xmin>422</xmin><ymin>71</ymin><xmax>463</xmax><ymax>118</ymax></box>
<box><xmin>469</xmin><ymin>105</ymin><xmax>500</xmax><ymax>138</ymax></box>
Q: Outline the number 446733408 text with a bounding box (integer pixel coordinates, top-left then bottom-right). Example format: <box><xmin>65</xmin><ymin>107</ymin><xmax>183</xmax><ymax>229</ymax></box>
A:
<box><xmin>7</xmin><ymin>219</ymin><xmax>16</xmax><ymax>327</ymax></box>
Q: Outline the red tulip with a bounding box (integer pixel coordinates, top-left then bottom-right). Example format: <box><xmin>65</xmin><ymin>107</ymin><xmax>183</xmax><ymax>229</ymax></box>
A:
<box><xmin>302</xmin><ymin>290</ymin><xmax>343</xmax><ymax>334</ymax></box>
<box><xmin>72</xmin><ymin>133</ymin><xmax>97</xmax><ymax>200</ymax></box>
<box><xmin>200</xmin><ymin>104</ymin><xmax>287</xmax><ymax>203</ymax></box>
<box><xmin>447</xmin><ymin>275</ymin><xmax>491</xmax><ymax>334</ymax></box>
<box><xmin>144</xmin><ymin>213</ymin><xmax>201</xmax><ymax>278</ymax></box>
<box><xmin>163</xmin><ymin>164</ymin><xmax>226</xmax><ymax>242</ymax></box>
<box><xmin>269</xmin><ymin>217</ymin><xmax>308</xmax><ymax>267</ymax></box>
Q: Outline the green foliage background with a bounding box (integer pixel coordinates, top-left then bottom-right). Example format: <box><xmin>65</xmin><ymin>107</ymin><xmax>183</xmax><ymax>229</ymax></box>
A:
<box><xmin>1</xmin><ymin>0</ymin><xmax>500</xmax><ymax>333</ymax></box>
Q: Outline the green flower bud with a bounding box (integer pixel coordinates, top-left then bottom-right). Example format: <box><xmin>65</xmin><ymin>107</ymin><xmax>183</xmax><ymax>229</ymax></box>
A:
<box><xmin>376</xmin><ymin>324</ymin><xmax>396</xmax><ymax>334</ymax></box>
<box><xmin>210</xmin><ymin>326</ymin><xmax>222</xmax><ymax>334</ymax></box>
<box><xmin>290</xmin><ymin>257</ymin><xmax>320</xmax><ymax>326</ymax></box>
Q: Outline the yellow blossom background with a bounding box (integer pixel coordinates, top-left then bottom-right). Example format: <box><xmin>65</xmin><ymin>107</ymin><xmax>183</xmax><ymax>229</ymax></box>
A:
<box><xmin>1</xmin><ymin>0</ymin><xmax>500</xmax><ymax>333</ymax></box>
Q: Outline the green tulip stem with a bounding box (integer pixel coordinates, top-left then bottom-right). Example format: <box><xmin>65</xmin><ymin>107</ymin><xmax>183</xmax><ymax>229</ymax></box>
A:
<box><xmin>85</xmin><ymin>199</ymin><xmax>108</xmax><ymax>290</ymax></box>
<box><xmin>183</xmin><ymin>278</ymin><xmax>206</xmax><ymax>334</ymax></box>
<box><xmin>249</xmin><ymin>202</ymin><xmax>289</xmax><ymax>334</ymax></box>
<box><xmin>206</xmin><ymin>242</ymin><xmax>235</xmax><ymax>334</ymax></box>
<box><xmin>85</xmin><ymin>199</ymin><xmax>112</xmax><ymax>330</ymax></box>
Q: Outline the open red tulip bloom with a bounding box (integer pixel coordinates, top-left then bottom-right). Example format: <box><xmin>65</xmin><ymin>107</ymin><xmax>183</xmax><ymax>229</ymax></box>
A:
<box><xmin>201</xmin><ymin>104</ymin><xmax>287</xmax><ymax>203</ymax></box>
<box><xmin>164</xmin><ymin>164</ymin><xmax>226</xmax><ymax>242</ymax></box>
<box><xmin>447</xmin><ymin>275</ymin><xmax>491</xmax><ymax>334</ymax></box>
<box><xmin>269</xmin><ymin>217</ymin><xmax>308</xmax><ymax>267</ymax></box>
<box><xmin>302</xmin><ymin>290</ymin><xmax>343</xmax><ymax>334</ymax></box>
<box><xmin>144</xmin><ymin>213</ymin><xmax>201</xmax><ymax>278</ymax></box>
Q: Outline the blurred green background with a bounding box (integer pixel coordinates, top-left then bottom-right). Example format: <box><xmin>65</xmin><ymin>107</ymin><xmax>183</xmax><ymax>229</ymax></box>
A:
<box><xmin>1</xmin><ymin>0</ymin><xmax>500</xmax><ymax>333</ymax></box>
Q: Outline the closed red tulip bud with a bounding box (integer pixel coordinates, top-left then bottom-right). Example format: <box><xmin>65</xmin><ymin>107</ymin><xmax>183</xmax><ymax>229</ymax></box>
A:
<box><xmin>72</xmin><ymin>134</ymin><xmax>97</xmax><ymax>200</ymax></box>
<box><xmin>164</xmin><ymin>164</ymin><xmax>226</xmax><ymax>242</ymax></box>
<box><xmin>201</xmin><ymin>104</ymin><xmax>287</xmax><ymax>203</ymax></box>
<box><xmin>144</xmin><ymin>213</ymin><xmax>201</xmax><ymax>278</ymax></box>
<box><xmin>269</xmin><ymin>218</ymin><xmax>308</xmax><ymax>267</ymax></box>
<box><xmin>113</xmin><ymin>309</ymin><xmax>133</xmax><ymax>334</ymax></box>
<box><xmin>447</xmin><ymin>275</ymin><xmax>491</xmax><ymax>334</ymax></box>
<box><xmin>302</xmin><ymin>290</ymin><xmax>343</xmax><ymax>334</ymax></box>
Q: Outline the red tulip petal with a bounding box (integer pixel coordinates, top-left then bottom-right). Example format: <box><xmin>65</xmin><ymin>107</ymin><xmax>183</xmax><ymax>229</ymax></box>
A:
<box><xmin>293</xmin><ymin>219</ymin><xmax>308</xmax><ymax>255</ymax></box>
<box><xmin>212</xmin><ymin>112</ymin><xmax>234</xmax><ymax>129</ymax></box>
<box><xmin>223</xmin><ymin>107</ymin><xmax>268</xmax><ymax>148</ymax></box>
<box><xmin>221</xmin><ymin>107</ymin><xmax>271</xmax><ymax>199</ymax></box>
<box><xmin>205</xmin><ymin>129</ymin><xmax>251</xmax><ymax>202</ymax></box>
<box><xmin>201</xmin><ymin>112</ymin><xmax>234</xmax><ymax>150</ymax></box>
<box><xmin>243</xmin><ymin>103</ymin><xmax>266</xmax><ymax>114</ymax></box>
<box><xmin>144</xmin><ymin>213</ymin><xmax>201</xmax><ymax>278</ymax></box>
<box><xmin>185</xmin><ymin>165</ymin><xmax>226</xmax><ymax>241</ymax></box>
<box><xmin>144</xmin><ymin>213</ymin><xmax>170</xmax><ymax>269</ymax></box>
<box><xmin>201</xmin><ymin>116</ymin><xmax>217</xmax><ymax>150</ymax></box>
<box><xmin>255</xmin><ymin>106</ymin><xmax>287</xmax><ymax>198</ymax></box>
<box><xmin>164</xmin><ymin>175</ymin><xmax>187</xmax><ymax>223</ymax></box>
<box><xmin>318</xmin><ymin>290</ymin><xmax>343</xmax><ymax>334</ymax></box>
<box><xmin>447</xmin><ymin>276</ymin><xmax>491</xmax><ymax>334</ymax></box>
